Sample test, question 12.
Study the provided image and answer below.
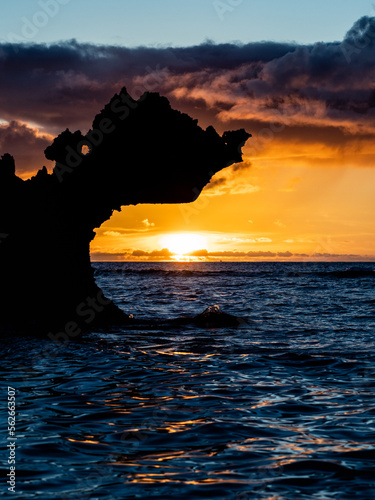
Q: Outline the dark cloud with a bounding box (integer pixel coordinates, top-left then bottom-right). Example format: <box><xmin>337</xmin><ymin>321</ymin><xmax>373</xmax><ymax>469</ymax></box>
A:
<box><xmin>0</xmin><ymin>120</ymin><xmax>52</xmax><ymax>174</ymax></box>
<box><xmin>342</xmin><ymin>16</ymin><xmax>375</xmax><ymax>53</ymax></box>
<box><xmin>275</xmin><ymin>251</ymin><xmax>293</xmax><ymax>258</ymax></box>
<box><xmin>0</xmin><ymin>17</ymin><xmax>374</xmax><ymax>139</ymax></box>
<box><xmin>231</xmin><ymin>159</ymin><xmax>252</xmax><ymax>172</ymax></box>
<box><xmin>246</xmin><ymin>251</ymin><xmax>277</xmax><ymax>258</ymax></box>
<box><xmin>90</xmin><ymin>252</ymin><xmax>127</xmax><ymax>261</ymax></box>
<box><xmin>132</xmin><ymin>248</ymin><xmax>173</xmax><ymax>258</ymax></box>
<box><xmin>1</xmin><ymin>17</ymin><xmax>375</xmax><ymax>178</ymax></box>
<box><xmin>207</xmin><ymin>251</ymin><xmax>248</xmax><ymax>257</ymax></box>
<box><xmin>90</xmin><ymin>249</ymin><xmax>372</xmax><ymax>261</ymax></box>
<box><xmin>204</xmin><ymin>176</ymin><xmax>227</xmax><ymax>191</ymax></box>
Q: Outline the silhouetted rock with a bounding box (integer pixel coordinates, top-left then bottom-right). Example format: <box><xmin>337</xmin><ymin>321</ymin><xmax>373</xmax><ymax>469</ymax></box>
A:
<box><xmin>0</xmin><ymin>88</ymin><xmax>250</xmax><ymax>335</ymax></box>
<box><xmin>192</xmin><ymin>305</ymin><xmax>245</xmax><ymax>328</ymax></box>
<box><xmin>0</xmin><ymin>154</ymin><xmax>16</xmax><ymax>178</ymax></box>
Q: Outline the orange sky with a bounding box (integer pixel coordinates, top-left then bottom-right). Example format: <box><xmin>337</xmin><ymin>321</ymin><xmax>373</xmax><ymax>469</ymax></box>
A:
<box><xmin>10</xmin><ymin>109</ymin><xmax>374</xmax><ymax>262</ymax></box>
<box><xmin>8</xmin><ymin>97</ymin><xmax>375</xmax><ymax>262</ymax></box>
<box><xmin>90</xmin><ymin>137</ymin><xmax>375</xmax><ymax>261</ymax></box>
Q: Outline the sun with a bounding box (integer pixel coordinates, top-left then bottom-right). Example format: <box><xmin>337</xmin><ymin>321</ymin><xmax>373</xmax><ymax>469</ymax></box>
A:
<box><xmin>160</xmin><ymin>233</ymin><xmax>207</xmax><ymax>256</ymax></box>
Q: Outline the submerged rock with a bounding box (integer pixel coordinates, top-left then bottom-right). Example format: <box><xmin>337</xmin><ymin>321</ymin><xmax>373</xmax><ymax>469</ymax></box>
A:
<box><xmin>192</xmin><ymin>305</ymin><xmax>245</xmax><ymax>328</ymax></box>
<box><xmin>0</xmin><ymin>88</ymin><xmax>250</xmax><ymax>334</ymax></box>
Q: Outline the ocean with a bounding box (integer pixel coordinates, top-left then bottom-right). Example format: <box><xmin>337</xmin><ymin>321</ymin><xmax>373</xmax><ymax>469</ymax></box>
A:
<box><xmin>1</xmin><ymin>261</ymin><xmax>375</xmax><ymax>499</ymax></box>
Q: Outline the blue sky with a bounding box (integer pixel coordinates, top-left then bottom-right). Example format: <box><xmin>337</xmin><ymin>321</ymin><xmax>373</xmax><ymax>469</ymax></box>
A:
<box><xmin>0</xmin><ymin>0</ymin><xmax>373</xmax><ymax>47</ymax></box>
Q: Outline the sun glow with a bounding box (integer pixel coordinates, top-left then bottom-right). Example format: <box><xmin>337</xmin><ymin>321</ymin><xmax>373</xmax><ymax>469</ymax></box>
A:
<box><xmin>160</xmin><ymin>233</ymin><xmax>208</xmax><ymax>257</ymax></box>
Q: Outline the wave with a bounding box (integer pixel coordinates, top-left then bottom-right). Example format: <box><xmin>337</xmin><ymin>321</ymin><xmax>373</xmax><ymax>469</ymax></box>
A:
<box><xmin>94</xmin><ymin>266</ymin><xmax>375</xmax><ymax>279</ymax></box>
<box><xmin>94</xmin><ymin>267</ymin><xmax>261</xmax><ymax>278</ymax></box>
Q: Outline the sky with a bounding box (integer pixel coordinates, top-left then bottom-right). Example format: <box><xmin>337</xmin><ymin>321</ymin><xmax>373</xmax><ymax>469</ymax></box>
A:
<box><xmin>0</xmin><ymin>0</ymin><xmax>375</xmax><ymax>261</ymax></box>
<box><xmin>0</xmin><ymin>0</ymin><xmax>374</xmax><ymax>47</ymax></box>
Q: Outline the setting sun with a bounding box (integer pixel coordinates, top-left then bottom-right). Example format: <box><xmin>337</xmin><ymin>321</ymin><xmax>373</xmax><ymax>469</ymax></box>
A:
<box><xmin>160</xmin><ymin>233</ymin><xmax>208</xmax><ymax>256</ymax></box>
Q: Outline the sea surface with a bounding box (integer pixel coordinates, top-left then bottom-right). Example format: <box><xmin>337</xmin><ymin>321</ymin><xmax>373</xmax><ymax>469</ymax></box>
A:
<box><xmin>1</xmin><ymin>261</ymin><xmax>375</xmax><ymax>499</ymax></box>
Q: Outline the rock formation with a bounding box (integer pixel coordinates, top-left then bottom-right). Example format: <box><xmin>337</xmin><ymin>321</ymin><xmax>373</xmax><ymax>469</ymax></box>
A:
<box><xmin>0</xmin><ymin>88</ymin><xmax>250</xmax><ymax>335</ymax></box>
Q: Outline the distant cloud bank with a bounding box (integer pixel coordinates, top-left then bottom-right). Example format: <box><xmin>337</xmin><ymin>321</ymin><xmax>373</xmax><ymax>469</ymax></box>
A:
<box><xmin>91</xmin><ymin>248</ymin><xmax>375</xmax><ymax>262</ymax></box>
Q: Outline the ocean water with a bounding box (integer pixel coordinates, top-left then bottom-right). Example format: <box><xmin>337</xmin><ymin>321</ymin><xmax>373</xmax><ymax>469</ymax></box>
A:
<box><xmin>1</xmin><ymin>261</ymin><xmax>375</xmax><ymax>499</ymax></box>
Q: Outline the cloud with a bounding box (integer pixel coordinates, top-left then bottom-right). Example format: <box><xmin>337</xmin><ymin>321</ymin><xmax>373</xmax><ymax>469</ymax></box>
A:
<box><xmin>218</xmin><ymin>236</ymin><xmax>272</xmax><ymax>244</ymax></box>
<box><xmin>142</xmin><ymin>219</ymin><xmax>155</xmax><ymax>228</ymax></box>
<box><xmin>207</xmin><ymin>251</ymin><xmax>248</xmax><ymax>257</ymax></box>
<box><xmin>231</xmin><ymin>159</ymin><xmax>252</xmax><ymax>172</ymax></box>
<box><xmin>91</xmin><ymin>248</ymin><xmax>374</xmax><ymax>262</ymax></box>
<box><xmin>0</xmin><ymin>120</ymin><xmax>53</xmax><ymax>174</ymax></box>
<box><xmin>2</xmin><ymin>17</ymin><xmax>375</xmax><ymax>179</ymax></box>
<box><xmin>90</xmin><ymin>251</ymin><xmax>127</xmax><ymax>261</ymax></box>
<box><xmin>103</xmin><ymin>231</ymin><xmax>122</xmax><ymax>237</ymax></box>
<box><xmin>131</xmin><ymin>248</ymin><xmax>173</xmax><ymax>258</ymax></box>
<box><xmin>208</xmin><ymin>180</ymin><xmax>260</xmax><ymax>196</ymax></box>
<box><xmin>91</xmin><ymin>248</ymin><xmax>374</xmax><ymax>261</ymax></box>
<box><xmin>246</xmin><ymin>251</ymin><xmax>277</xmax><ymax>257</ymax></box>
<box><xmin>187</xmin><ymin>249</ymin><xmax>209</xmax><ymax>257</ymax></box>
<box><xmin>165</xmin><ymin>17</ymin><xmax>375</xmax><ymax>137</ymax></box>
<box><xmin>98</xmin><ymin>226</ymin><xmax>157</xmax><ymax>235</ymax></box>
<box><xmin>0</xmin><ymin>18</ymin><xmax>374</xmax><ymax>137</ymax></box>
<box><xmin>204</xmin><ymin>167</ymin><xmax>260</xmax><ymax>196</ymax></box>
<box><xmin>277</xmin><ymin>251</ymin><xmax>293</xmax><ymax>257</ymax></box>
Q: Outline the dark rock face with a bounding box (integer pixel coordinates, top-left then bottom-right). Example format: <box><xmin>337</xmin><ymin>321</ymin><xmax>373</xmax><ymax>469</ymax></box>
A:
<box><xmin>0</xmin><ymin>88</ymin><xmax>250</xmax><ymax>334</ymax></box>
